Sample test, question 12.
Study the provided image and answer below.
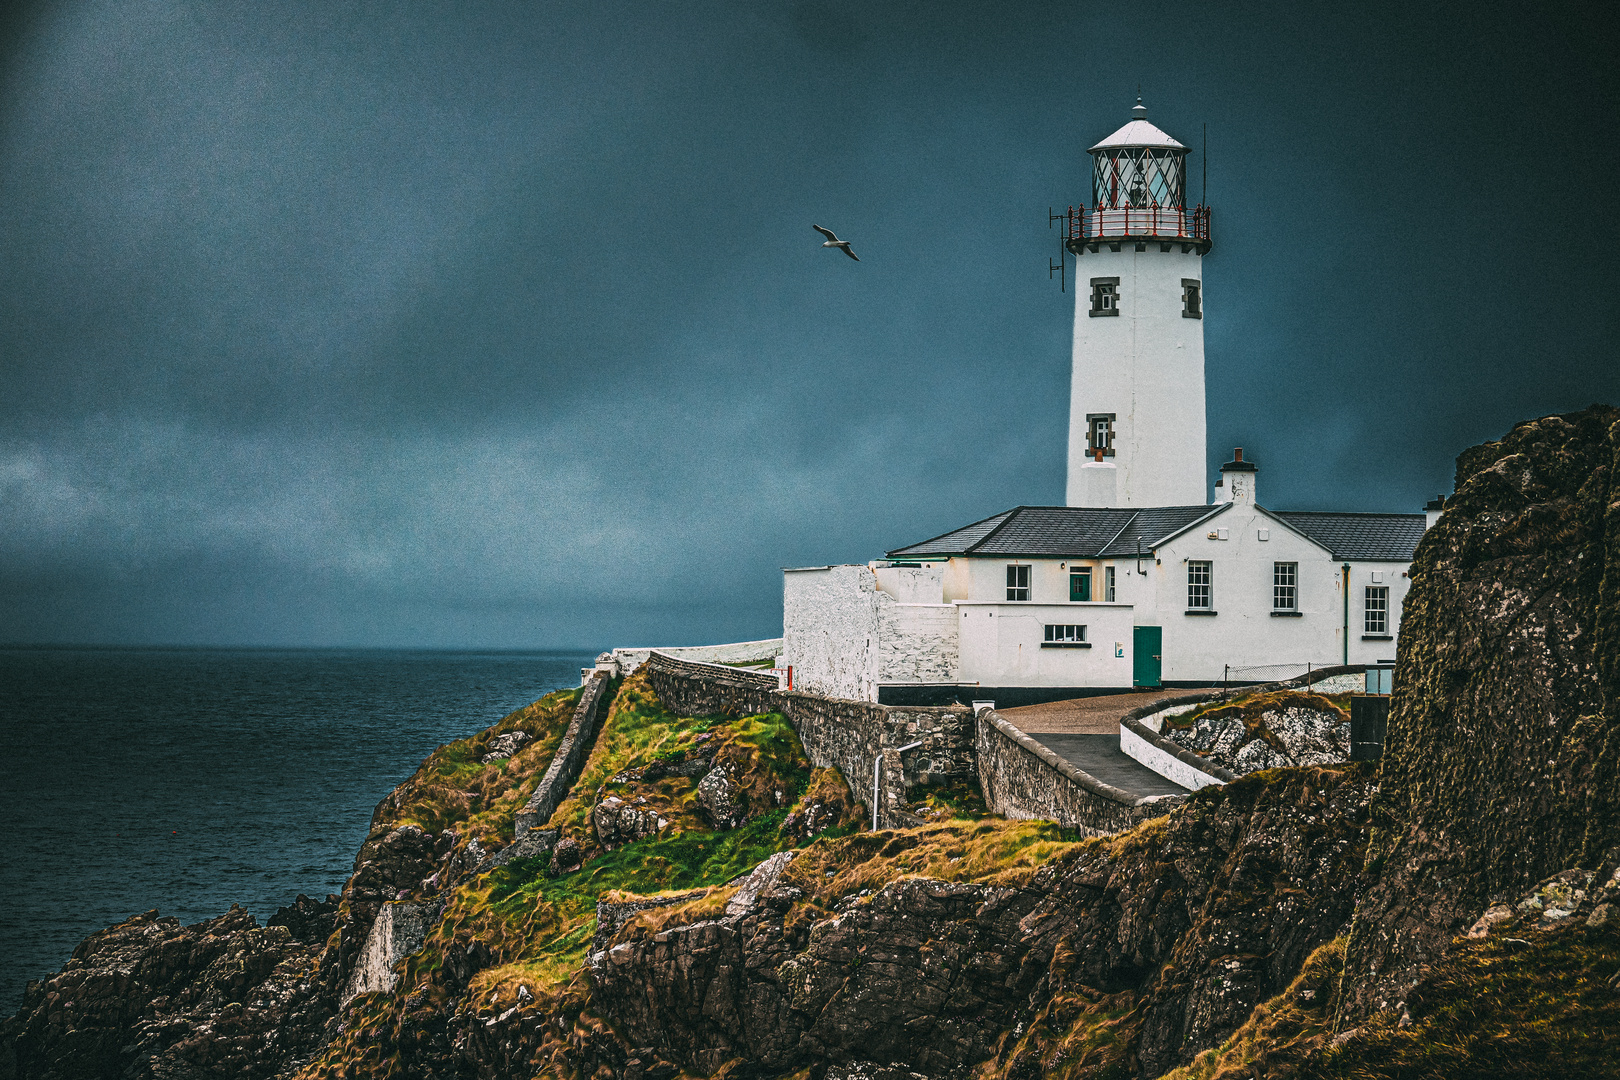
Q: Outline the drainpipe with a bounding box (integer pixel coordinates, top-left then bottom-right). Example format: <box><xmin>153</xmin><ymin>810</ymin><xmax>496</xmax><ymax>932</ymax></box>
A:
<box><xmin>1341</xmin><ymin>563</ymin><xmax>1351</xmax><ymax>665</ymax></box>
<box><xmin>873</xmin><ymin>741</ymin><xmax>925</xmax><ymax>831</ymax></box>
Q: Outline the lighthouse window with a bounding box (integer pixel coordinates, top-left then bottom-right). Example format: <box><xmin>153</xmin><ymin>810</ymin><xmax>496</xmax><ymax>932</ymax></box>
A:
<box><xmin>1085</xmin><ymin>413</ymin><xmax>1116</xmax><ymax>458</ymax></box>
<box><xmin>1089</xmin><ymin>277</ymin><xmax>1120</xmax><ymax>317</ymax></box>
<box><xmin>1006</xmin><ymin>564</ymin><xmax>1031</xmax><ymax>601</ymax></box>
<box><xmin>1182</xmin><ymin>279</ymin><xmax>1202</xmax><ymax>319</ymax></box>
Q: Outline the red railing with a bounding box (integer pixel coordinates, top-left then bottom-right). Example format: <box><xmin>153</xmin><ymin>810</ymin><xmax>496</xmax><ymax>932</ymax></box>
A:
<box><xmin>1067</xmin><ymin>203</ymin><xmax>1211</xmax><ymax>244</ymax></box>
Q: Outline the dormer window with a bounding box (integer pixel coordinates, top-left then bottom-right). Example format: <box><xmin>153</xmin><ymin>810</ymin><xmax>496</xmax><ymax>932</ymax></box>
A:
<box><xmin>1089</xmin><ymin>278</ymin><xmax>1120</xmax><ymax>317</ymax></box>
<box><xmin>1182</xmin><ymin>279</ymin><xmax>1202</xmax><ymax>319</ymax></box>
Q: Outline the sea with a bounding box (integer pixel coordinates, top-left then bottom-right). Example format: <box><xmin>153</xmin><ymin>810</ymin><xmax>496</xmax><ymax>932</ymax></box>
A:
<box><xmin>0</xmin><ymin>646</ymin><xmax>596</xmax><ymax>1013</ymax></box>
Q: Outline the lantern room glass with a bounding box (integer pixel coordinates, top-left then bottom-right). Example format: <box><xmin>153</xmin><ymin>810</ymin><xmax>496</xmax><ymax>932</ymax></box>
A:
<box><xmin>1091</xmin><ymin>147</ymin><xmax>1188</xmax><ymax>210</ymax></box>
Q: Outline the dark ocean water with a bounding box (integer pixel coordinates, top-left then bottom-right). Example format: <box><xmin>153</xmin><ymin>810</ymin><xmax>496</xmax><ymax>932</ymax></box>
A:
<box><xmin>0</xmin><ymin>646</ymin><xmax>595</xmax><ymax>1012</ymax></box>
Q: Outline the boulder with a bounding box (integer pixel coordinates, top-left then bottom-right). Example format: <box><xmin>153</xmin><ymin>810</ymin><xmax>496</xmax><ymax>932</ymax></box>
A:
<box><xmin>696</xmin><ymin>765</ymin><xmax>746</xmax><ymax>829</ymax></box>
<box><xmin>1268</xmin><ymin>707</ymin><xmax>1350</xmax><ymax>764</ymax></box>
<box><xmin>550</xmin><ymin>836</ymin><xmax>583</xmax><ymax>875</ymax></box>
<box><xmin>481</xmin><ymin>729</ymin><xmax>529</xmax><ymax>763</ymax></box>
<box><xmin>593</xmin><ymin>796</ymin><xmax>669</xmax><ymax>849</ymax></box>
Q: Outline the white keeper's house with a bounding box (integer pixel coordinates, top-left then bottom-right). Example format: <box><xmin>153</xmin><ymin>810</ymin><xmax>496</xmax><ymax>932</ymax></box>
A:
<box><xmin>782</xmin><ymin>100</ymin><xmax>1436</xmax><ymax>707</ymax></box>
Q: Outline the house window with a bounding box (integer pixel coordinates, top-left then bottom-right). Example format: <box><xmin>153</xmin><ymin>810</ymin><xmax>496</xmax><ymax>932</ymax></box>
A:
<box><xmin>1187</xmin><ymin>561</ymin><xmax>1212</xmax><ymax>609</ymax></box>
<box><xmin>1182</xmin><ymin>278</ymin><xmax>1202</xmax><ymax>319</ymax></box>
<box><xmin>1273</xmin><ymin>562</ymin><xmax>1297</xmax><ymax>611</ymax></box>
<box><xmin>1042</xmin><ymin>624</ymin><xmax>1089</xmax><ymax>647</ymax></box>
<box><xmin>1105</xmin><ymin>565</ymin><xmax>1116</xmax><ymax>602</ymax></box>
<box><xmin>1089</xmin><ymin>277</ymin><xmax>1120</xmax><ymax>317</ymax></box>
<box><xmin>1070</xmin><ymin>567</ymin><xmax>1092</xmax><ymax>601</ymax></box>
<box><xmin>1006</xmin><ymin>564</ymin><xmax>1030</xmax><ymax>601</ymax></box>
<box><xmin>1086</xmin><ymin>413</ymin><xmax>1116</xmax><ymax>458</ymax></box>
<box><xmin>1365</xmin><ymin>586</ymin><xmax>1389</xmax><ymax>635</ymax></box>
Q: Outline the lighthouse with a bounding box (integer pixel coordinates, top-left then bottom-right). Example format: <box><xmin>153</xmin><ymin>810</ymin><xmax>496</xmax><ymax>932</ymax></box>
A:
<box><xmin>1064</xmin><ymin>99</ymin><xmax>1210</xmax><ymax>508</ymax></box>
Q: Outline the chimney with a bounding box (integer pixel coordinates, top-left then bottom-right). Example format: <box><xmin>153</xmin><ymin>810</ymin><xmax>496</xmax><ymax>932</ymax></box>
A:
<box><xmin>1424</xmin><ymin>495</ymin><xmax>1445</xmax><ymax>529</ymax></box>
<box><xmin>1217</xmin><ymin>447</ymin><xmax>1258</xmax><ymax>505</ymax></box>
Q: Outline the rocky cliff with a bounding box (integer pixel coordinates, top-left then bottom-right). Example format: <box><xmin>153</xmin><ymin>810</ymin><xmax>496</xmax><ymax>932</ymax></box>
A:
<box><xmin>1342</xmin><ymin>404</ymin><xmax>1620</xmax><ymax>1019</ymax></box>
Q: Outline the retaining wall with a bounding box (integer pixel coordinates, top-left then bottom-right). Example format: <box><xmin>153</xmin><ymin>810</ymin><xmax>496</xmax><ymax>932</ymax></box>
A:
<box><xmin>1118</xmin><ymin>665</ymin><xmax>1370</xmax><ymax>788</ymax></box>
<box><xmin>515</xmin><ymin>671</ymin><xmax>615</xmax><ymax>837</ymax></box>
<box><xmin>644</xmin><ymin>652</ymin><xmax>975</xmax><ymax>829</ymax></box>
<box><xmin>975</xmin><ymin>710</ymin><xmax>1179</xmax><ymax>836</ymax></box>
<box><xmin>608</xmin><ymin>639</ymin><xmax>783</xmax><ymax>677</ymax></box>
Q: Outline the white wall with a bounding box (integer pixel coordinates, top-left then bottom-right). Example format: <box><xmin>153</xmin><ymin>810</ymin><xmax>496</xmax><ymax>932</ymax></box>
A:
<box><xmin>782</xmin><ymin>565</ymin><xmax>879</xmax><ymax>700</ymax></box>
<box><xmin>1144</xmin><ymin>505</ymin><xmax>1411</xmax><ymax>682</ymax></box>
<box><xmin>1345</xmin><ymin>561</ymin><xmax>1411</xmax><ymax>665</ymax></box>
<box><xmin>610</xmin><ymin>638</ymin><xmax>783</xmax><ymax>676</ymax></box>
<box><xmin>876</xmin><ymin>602</ymin><xmax>960</xmax><ymax>685</ymax></box>
<box><xmin>1066</xmin><ymin>244</ymin><xmax>1207</xmax><ymax>508</ymax></box>
<box><xmin>873</xmin><ymin>564</ymin><xmax>946</xmax><ymax>603</ymax></box>
<box><xmin>957</xmin><ymin>601</ymin><xmax>1135</xmax><ymax>687</ymax></box>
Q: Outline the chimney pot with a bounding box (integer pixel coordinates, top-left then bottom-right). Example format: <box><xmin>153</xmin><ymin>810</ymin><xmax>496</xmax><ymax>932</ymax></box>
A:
<box><xmin>1234</xmin><ymin>448</ymin><xmax>1244</xmax><ymax>462</ymax></box>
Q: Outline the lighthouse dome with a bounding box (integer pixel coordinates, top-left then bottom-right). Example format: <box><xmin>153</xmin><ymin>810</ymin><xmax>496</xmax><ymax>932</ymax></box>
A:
<box><xmin>1088</xmin><ymin>118</ymin><xmax>1192</xmax><ymax>152</ymax></box>
<box><xmin>1084</xmin><ymin>98</ymin><xmax>1191</xmax><ymax>212</ymax></box>
<box><xmin>1088</xmin><ymin>112</ymin><xmax>1187</xmax><ymax>152</ymax></box>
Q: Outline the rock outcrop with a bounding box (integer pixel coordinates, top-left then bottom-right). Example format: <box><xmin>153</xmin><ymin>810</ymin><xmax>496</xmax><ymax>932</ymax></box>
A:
<box><xmin>589</xmin><ymin>767</ymin><xmax>1373</xmax><ymax>1078</ymax></box>
<box><xmin>1</xmin><ymin>897</ymin><xmax>337</xmax><ymax>1080</ymax></box>
<box><xmin>1164</xmin><ymin>691</ymin><xmax>1350</xmax><ymax>775</ymax></box>
<box><xmin>1343</xmin><ymin>404</ymin><xmax>1620</xmax><ymax>1019</ymax></box>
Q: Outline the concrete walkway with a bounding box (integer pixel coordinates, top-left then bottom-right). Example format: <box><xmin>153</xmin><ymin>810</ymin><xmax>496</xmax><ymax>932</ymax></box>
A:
<box><xmin>999</xmin><ymin>688</ymin><xmax>1219</xmax><ymax>734</ymax></box>
<box><xmin>998</xmin><ymin>690</ymin><xmax>1221</xmax><ymax>800</ymax></box>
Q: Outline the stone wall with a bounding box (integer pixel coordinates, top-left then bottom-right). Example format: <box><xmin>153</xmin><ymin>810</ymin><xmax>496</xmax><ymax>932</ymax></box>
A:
<box><xmin>1118</xmin><ymin>665</ymin><xmax>1370</xmax><ymax>790</ymax></box>
<box><xmin>515</xmin><ymin>671</ymin><xmax>615</xmax><ymax>837</ymax></box>
<box><xmin>607</xmin><ymin>638</ymin><xmax>783</xmax><ymax>677</ymax></box>
<box><xmin>644</xmin><ymin>652</ymin><xmax>974</xmax><ymax>829</ymax></box>
<box><xmin>975</xmin><ymin>710</ymin><xmax>1176</xmax><ymax>835</ymax></box>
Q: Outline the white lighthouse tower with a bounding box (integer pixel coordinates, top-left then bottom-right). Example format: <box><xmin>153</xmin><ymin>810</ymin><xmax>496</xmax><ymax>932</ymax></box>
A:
<box><xmin>1064</xmin><ymin>99</ymin><xmax>1210</xmax><ymax>508</ymax></box>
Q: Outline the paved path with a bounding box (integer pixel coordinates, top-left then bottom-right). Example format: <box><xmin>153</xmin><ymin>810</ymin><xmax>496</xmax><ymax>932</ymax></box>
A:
<box><xmin>998</xmin><ymin>690</ymin><xmax>1222</xmax><ymax>800</ymax></box>
<box><xmin>1023</xmin><ymin>734</ymin><xmax>1193</xmax><ymax>797</ymax></box>
<box><xmin>999</xmin><ymin>688</ymin><xmax>1220</xmax><ymax>734</ymax></box>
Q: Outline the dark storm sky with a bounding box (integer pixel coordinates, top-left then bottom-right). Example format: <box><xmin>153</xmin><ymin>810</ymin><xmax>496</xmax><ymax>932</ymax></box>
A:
<box><xmin>1</xmin><ymin>0</ymin><xmax>1616</xmax><ymax>649</ymax></box>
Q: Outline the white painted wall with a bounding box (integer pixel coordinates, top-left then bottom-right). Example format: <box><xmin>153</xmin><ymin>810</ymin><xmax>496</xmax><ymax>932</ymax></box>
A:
<box><xmin>873</xmin><ymin>564</ymin><xmax>946</xmax><ymax>603</ymax></box>
<box><xmin>1142</xmin><ymin>505</ymin><xmax>1411</xmax><ymax>682</ymax></box>
<box><xmin>609</xmin><ymin>638</ymin><xmax>784</xmax><ymax>676</ymax></box>
<box><xmin>957</xmin><ymin>601</ymin><xmax>1135</xmax><ymax>687</ymax></box>
<box><xmin>1066</xmin><ymin>244</ymin><xmax>1206</xmax><ymax>508</ymax></box>
<box><xmin>782</xmin><ymin>565</ymin><xmax>879</xmax><ymax>700</ymax></box>
<box><xmin>876</xmin><ymin>602</ymin><xmax>960</xmax><ymax>685</ymax></box>
<box><xmin>1120</xmin><ymin>724</ymin><xmax>1223</xmax><ymax>790</ymax></box>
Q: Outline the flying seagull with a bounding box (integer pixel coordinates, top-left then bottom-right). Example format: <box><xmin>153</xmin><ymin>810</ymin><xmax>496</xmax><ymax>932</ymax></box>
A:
<box><xmin>813</xmin><ymin>224</ymin><xmax>859</xmax><ymax>261</ymax></box>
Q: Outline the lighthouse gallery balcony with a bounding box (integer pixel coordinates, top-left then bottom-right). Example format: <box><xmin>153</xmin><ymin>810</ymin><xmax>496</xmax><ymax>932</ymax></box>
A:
<box><xmin>1065</xmin><ymin>203</ymin><xmax>1212</xmax><ymax>253</ymax></box>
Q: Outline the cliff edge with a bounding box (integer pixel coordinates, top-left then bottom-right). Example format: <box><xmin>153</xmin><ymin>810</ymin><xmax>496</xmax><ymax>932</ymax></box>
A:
<box><xmin>1342</xmin><ymin>404</ymin><xmax>1620</xmax><ymax>1019</ymax></box>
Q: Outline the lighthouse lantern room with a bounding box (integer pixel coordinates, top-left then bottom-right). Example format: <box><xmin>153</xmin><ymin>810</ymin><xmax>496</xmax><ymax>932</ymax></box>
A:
<box><xmin>1064</xmin><ymin>99</ymin><xmax>1211</xmax><ymax>509</ymax></box>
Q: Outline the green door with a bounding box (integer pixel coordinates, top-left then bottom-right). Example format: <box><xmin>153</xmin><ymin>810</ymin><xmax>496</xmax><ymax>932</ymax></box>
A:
<box><xmin>1133</xmin><ymin>626</ymin><xmax>1162</xmax><ymax>687</ymax></box>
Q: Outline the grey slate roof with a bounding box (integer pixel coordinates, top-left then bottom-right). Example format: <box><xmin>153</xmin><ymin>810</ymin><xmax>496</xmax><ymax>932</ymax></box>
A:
<box><xmin>1097</xmin><ymin>506</ymin><xmax>1224</xmax><ymax>557</ymax></box>
<box><xmin>887</xmin><ymin>504</ymin><xmax>1425</xmax><ymax>562</ymax></box>
<box><xmin>888</xmin><ymin>505</ymin><xmax>1217</xmax><ymax>559</ymax></box>
<box><xmin>1272</xmin><ymin>511</ymin><xmax>1427</xmax><ymax>561</ymax></box>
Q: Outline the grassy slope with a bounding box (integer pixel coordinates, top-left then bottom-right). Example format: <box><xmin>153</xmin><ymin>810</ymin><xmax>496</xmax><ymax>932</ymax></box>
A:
<box><xmin>298</xmin><ymin>669</ymin><xmax>866</xmax><ymax>1078</ymax></box>
<box><xmin>377</xmin><ymin>686</ymin><xmax>582</xmax><ymax>844</ymax></box>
